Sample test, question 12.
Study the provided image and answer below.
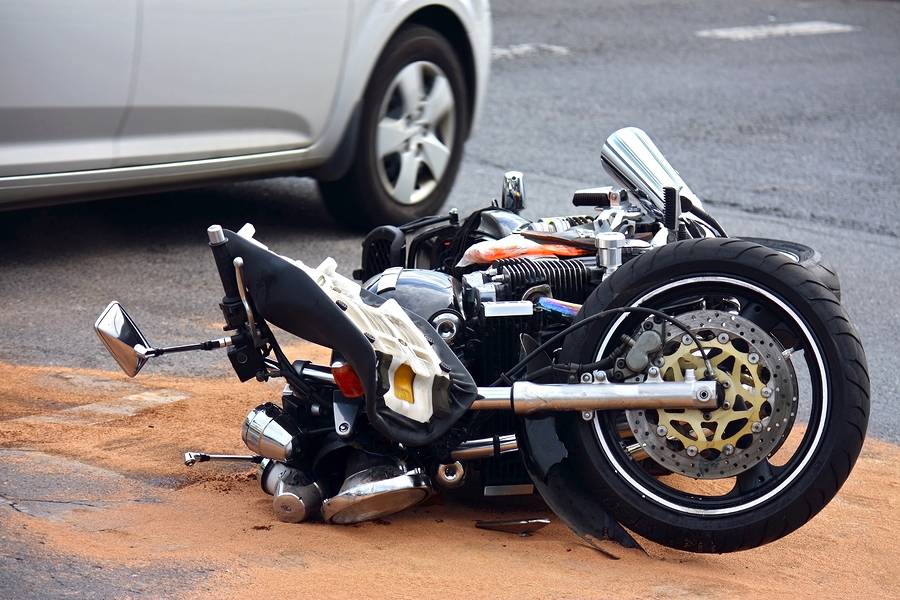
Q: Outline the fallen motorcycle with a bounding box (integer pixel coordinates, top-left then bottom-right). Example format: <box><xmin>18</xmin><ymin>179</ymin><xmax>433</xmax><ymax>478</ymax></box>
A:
<box><xmin>95</xmin><ymin>127</ymin><xmax>869</xmax><ymax>553</ymax></box>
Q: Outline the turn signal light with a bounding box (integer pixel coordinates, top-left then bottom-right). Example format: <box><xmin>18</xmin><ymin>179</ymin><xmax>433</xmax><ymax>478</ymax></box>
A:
<box><xmin>332</xmin><ymin>361</ymin><xmax>365</xmax><ymax>398</ymax></box>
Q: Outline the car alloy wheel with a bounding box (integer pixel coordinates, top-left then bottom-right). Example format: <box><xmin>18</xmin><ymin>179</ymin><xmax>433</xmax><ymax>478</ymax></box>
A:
<box><xmin>375</xmin><ymin>60</ymin><xmax>456</xmax><ymax>206</ymax></box>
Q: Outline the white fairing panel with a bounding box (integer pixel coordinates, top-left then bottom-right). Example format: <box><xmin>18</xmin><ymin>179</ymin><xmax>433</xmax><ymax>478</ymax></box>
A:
<box><xmin>114</xmin><ymin>0</ymin><xmax>351</xmax><ymax>167</ymax></box>
<box><xmin>236</xmin><ymin>226</ymin><xmax>446</xmax><ymax>424</ymax></box>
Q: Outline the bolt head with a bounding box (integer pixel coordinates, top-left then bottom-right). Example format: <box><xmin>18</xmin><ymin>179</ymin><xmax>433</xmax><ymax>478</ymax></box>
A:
<box><xmin>648</xmin><ymin>366</ymin><xmax>660</xmax><ymax>377</ymax></box>
<box><xmin>580</xmin><ymin>372</ymin><xmax>593</xmax><ymax>384</ymax></box>
<box><xmin>697</xmin><ymin>389</ymin><xmax>711</xmax><ymax>402</ymax></box>
<box><xmin>751</xmin><ymin>421</ymin><xmax>763</xmax><ymax>433</ymax></box>
<box><xmin>686</xmin><ymin>445</ymin><xmax>699</xmax><ymax>457</ymax></box>
<box><xmin>656</xmin><ymin>425</ymin><xmax>668</xmax><ymax>437</ymax></box>
<box><xmin>748</xmin><ymin>353</ymin><xmax>760</xmax><ymax>364</ymax></box>
<box><xmin>338</xmin><ymin>422</ymin><xmax>349</xmax><ymax>433</ymax></box>
<box><xmin>761</xmin><ymin>387</ymin><xmax>772</xmax><ymax>398</ymax></box>
<box><xmin>682</xmin><ymin>334</ymin><xmax>693</xmax><ymax>346</ymax></box>
<box><xmin>717</xmin><ymin>333</ymin><xmax>730</xmax><ymax>344</ymax></box>
<box><xmin>723</xmin><ymin>444</ymin><xmax>735</xmax><ymax>456</ymax></box>
<box><xmin>581</xmin><ymin>411</ymin><xmax>594</xmax><ymax>421</ymax></box>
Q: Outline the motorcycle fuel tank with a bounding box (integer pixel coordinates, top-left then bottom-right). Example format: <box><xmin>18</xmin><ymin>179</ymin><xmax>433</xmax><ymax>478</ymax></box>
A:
<box><xmin>364</xmin><ymin>268</ymin><xmax>464</xmax><ymax>322</ymax></box>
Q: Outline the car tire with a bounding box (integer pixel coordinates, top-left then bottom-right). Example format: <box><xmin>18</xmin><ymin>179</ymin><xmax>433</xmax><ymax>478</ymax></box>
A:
<box><xmin>320</xmin><ymin>25</ymin><xmax>469</xmax><ymax>229</ymax></box>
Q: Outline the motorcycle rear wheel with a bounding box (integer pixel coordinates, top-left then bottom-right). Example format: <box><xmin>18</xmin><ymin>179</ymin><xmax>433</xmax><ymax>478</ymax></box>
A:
<box><xmin>554</xmin><ymin>238</ymin><xmax>868</xmax><ymax>552</ymax></box>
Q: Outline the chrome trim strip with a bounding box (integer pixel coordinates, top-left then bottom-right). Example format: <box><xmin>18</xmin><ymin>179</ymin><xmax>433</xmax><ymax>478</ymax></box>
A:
<box><xmin>483</xmin><ymin>301</ymin><xmax>534</xmax><ymax>318</ymax></box>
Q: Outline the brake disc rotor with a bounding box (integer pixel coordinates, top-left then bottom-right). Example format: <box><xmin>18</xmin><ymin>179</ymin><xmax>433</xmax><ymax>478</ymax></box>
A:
<box><xmin>626</xmin><ymin>310</ymin><xmax>797</xmax><ymax>479</ymax></box>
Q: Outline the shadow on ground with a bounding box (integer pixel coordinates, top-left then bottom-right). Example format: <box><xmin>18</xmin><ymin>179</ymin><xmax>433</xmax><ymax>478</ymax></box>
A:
<box><xmin>0</xmin><ymin>177</ymin><xmax>346</xmax><ymax>268</ymax></box>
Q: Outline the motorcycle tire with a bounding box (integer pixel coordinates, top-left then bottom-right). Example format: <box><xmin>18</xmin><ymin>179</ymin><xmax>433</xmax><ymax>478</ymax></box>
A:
<box><xmin>551</xmin><ymin>238</ymin><xmax>868</xmax><ymax>552</ymax></box>
<box><xmin>740</xmin><ymin>237</ymin><xmax>841</xmax><ymax>300</ymax></box>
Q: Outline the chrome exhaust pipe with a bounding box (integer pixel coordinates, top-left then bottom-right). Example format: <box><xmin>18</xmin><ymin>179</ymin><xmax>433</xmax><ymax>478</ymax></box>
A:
<box><xmin>242</xmin><ymin>403</ymin><xmax>299</xmax><ymax>461</ymax></box>
<box><xmin>472</xmin><ymin>378</ymin><xmax>716</xmax><ymax>414</ymax></box>
<box><xmin>258</xmin><ymin>459</ymin><xmax>323</xmax><ymax>523</ymax></box>
<box><xmin>450</xmin><ymin>434</ymin><xmax>518</xmax><ymax>461</ymax></box>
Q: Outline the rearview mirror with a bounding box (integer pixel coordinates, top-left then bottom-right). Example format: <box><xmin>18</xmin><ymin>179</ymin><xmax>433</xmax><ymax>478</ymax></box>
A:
<box><xmin>94</xmin><ymin>301</ymin><xmax>152</xmax><ymax>377</ymax></box>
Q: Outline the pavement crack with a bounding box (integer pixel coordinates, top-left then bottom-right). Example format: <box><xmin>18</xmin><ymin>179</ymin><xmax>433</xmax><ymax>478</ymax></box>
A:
<box><xmin>0</xmin><ymin>492</ymin><xmax>104</xmax><ymax>510</ymax></box>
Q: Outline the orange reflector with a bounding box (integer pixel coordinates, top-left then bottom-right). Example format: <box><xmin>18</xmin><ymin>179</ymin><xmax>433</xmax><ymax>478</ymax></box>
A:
<box><xmin>393</xmin><ymin>364</ymin><xmax>416</xmax><ymax>404</ymax></box>
<box><xmin>332</xmin><ymin>361</ymin><xmax>364</xmax><ymax>398</ymax></box>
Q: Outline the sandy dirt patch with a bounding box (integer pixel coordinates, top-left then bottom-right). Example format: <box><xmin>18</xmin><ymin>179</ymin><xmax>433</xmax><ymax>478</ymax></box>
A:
<box><xmin>1</xmin><ymin>358</ymin><xmax>898</xmax><ymax>599</ymax></box>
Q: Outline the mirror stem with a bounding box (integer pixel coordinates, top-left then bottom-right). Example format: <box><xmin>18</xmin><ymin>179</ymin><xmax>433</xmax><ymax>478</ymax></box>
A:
<box><xmin>142</xmin><ymin>336</ymin><xmax>233</xmax><ymax>357</ymax></box>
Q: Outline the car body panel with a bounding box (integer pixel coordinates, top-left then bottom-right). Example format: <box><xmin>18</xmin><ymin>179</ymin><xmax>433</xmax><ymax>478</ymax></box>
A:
<box><xmin>0</xmin><ymin>1</ymin><xmax>138</xmax><ymax>177</ymax></box>
<box><xmin>114</xmin><ymin>0</ymin><xmax>351</xmax><ymax>167</ymax></box>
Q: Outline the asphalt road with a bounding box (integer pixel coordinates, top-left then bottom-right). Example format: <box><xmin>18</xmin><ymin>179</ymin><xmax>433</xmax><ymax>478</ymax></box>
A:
<box><xmin>2</xmin><ymin>0</ymin><xmax>899</xmax><ymax>442</ymax></box>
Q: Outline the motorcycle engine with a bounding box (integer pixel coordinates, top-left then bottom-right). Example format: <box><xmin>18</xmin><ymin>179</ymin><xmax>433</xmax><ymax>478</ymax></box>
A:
<box><xmin>364</xmin><ymin>256</ymin><xmax>602</xmax><ymax>384</ymax></box>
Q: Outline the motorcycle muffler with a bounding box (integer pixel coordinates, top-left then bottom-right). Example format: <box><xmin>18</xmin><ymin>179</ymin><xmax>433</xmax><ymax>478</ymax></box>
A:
<box><xmin>242</xmin><ymin>403</ymin><xmax>300</xmax><ymax>461</ymax></box>
<box><xmin>259</xmin><ymin>459</ymin><xmax>324</xmax><ymax>523</ymax></box>
<box><xmin>471</xmin><ymin>376</ymin><xmax>716</xmax><ymax>414</ymax></box>
<box><xmin>321</xmin><ymin>451</ymin><xmax>433</xmax><ymax>524</ymax></box>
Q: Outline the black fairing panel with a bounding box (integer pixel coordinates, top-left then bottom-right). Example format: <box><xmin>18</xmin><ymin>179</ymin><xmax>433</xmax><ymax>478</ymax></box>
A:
<box><xmin>516</xmin><ymin>416</ymin><xmax>639</xmax><ymax>549</ymax></box>
<box><xmin>221</xmin><ymin>231</ymin><xmax>476</xmax><ymax>446</ymax></box>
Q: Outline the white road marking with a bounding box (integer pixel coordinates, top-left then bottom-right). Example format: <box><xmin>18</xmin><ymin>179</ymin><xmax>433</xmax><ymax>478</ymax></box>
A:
<box><xmin>492</xmin><ymin>43</ymin><xmax>571</xmax><ymax>60</ymax></box>
<box><xmin>695</xmin><ymin>21</ymin><xmax>857</xmax><ymax>42</ymax></box>
<box><xmin>15</xmin><ymin>390</ymin><xmax>189</xmax><ymax>425</ymax></box>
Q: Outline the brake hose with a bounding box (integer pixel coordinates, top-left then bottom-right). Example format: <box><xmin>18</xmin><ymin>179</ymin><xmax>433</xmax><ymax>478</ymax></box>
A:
<box><xmin>490</xmin><ymin>306</ymin><xmax>715</xmax><ymax>386</ymax></box>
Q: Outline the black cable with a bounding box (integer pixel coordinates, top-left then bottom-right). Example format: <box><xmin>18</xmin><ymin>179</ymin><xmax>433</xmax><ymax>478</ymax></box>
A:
<box><xmin>683</xmin><ymin>201</ymin><xmax>728</xmax><ymax>237</ymax></box>
<box><xmin>491</xmin><ymin>306</ymin><xmax>714</xmax><ymax>386</ymax></box>
<box><xmin>270</xmin><ymin>339</ymin><xmax>315</xmax><ymax>397</ymax></box>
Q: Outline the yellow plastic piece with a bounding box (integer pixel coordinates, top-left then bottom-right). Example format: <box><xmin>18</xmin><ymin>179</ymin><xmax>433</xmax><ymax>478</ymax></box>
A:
<box><xmin>393</xmin><ymin>364</ymin><xmax>416</xmax><ymax>404</ymax></box>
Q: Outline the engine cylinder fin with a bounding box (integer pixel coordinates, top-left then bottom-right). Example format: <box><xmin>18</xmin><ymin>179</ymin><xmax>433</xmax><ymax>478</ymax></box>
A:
<box><xmin>493</xmin><ymin>257</ymin><xmax>592</xmax><ymax>303</ymax></box>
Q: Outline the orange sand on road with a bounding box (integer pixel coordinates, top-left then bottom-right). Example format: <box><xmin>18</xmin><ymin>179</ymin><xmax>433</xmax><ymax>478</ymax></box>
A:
<box><xmin>1</xmin><ymin>359</ymin><xmax>898</xmax><ymax>599</ymax></box>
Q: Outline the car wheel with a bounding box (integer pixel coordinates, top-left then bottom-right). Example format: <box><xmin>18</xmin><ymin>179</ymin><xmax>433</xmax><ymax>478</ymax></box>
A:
<box><xmin>320</xmin><ymin>25</ymin><xmax>469</xmax><ymax>229</ymax></box>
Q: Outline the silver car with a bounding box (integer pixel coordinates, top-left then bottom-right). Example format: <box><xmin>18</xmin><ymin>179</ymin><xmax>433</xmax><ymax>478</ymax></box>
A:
<box><xmin>0</xmin><ymin>1</ymin><xmax>491</xmax><ymax>227</ymax></box>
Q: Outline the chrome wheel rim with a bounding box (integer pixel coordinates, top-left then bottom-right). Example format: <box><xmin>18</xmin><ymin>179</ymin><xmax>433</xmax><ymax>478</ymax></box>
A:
<box><xmin>376</xmin><ymin>61</ymin><xmax>456</xmax><ymax>206</ymax></box>
<box><xmin>592</xmin><ymin>276</ymin><xmax>829</xmax><ymax>516</ymax></box>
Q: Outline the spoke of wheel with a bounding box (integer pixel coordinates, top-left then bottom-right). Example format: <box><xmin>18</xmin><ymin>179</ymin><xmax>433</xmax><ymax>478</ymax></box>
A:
<box><xmin>396</xmin><ymin>63</ymin><xmax>424</xmax><ymax>114</ymax></box>
<box><xmin>419</xmin><ymin>133</ymin><xmax>451</xmax><ymax>180</ymax></box>
<box><xmin>732</xmin><ymin>459</ymin><xmax>781</xmax><ymax>495</ymax></box>
<box><xmin>392</xmin><ymin>151</ymin><xmax>420</xmax><ymax>204</ymax></box>
<box><xmin>421</xmin><ymin>75</ymin><xmax>454</xmax><ymax>125</ymax></box>
<box><xmin>377</xmin><ymin>117</ymin><xmax>409</xmax><ymax>158</ymax></box>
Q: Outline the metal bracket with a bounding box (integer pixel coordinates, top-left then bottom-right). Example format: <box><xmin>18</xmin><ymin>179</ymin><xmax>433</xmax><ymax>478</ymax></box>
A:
<box><xmin>333</xmin><ymin>396</ymin><xmax>360</xmax><ymax>438</ymax></box>
<box><xmin>184</xmin><ymin>452</ymin><xmax>262</xmax><ymax>467</ymax></box>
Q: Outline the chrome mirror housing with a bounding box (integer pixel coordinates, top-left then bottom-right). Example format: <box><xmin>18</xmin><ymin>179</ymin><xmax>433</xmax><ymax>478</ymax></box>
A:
<box><xmin>94</xmin><ymin>301</ymin><xmax>153</xmax><ymax>377</ymax></box>
<box><xmin>600</xmin><ymin>127</ymin><xmax>703</xmax><ymax>212</ymax></box>
<box><xmin>501</xmin><ymin>170</ymin><xmax>525</xmax><ymax>213</ymax></box>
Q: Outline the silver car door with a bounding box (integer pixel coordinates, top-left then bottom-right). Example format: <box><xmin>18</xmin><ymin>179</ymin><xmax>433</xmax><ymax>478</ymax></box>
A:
<box><xmin>0</xmin><ymin>1</ymin><xmax>138</xmax><ymax>177</ymax></box>
<box><xmin>114</xmin><ymin>0</ymin><xmax>350</xmax><ymax>167</ymax></box>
